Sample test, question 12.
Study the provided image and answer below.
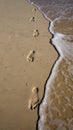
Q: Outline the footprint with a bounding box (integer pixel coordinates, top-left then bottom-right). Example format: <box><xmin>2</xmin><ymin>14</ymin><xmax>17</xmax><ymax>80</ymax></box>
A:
<box><xmin>32</xmin><ymin>8</ymin><xmax>36</xmax><ymax>12</ymax></box>
<box><xmin>26</xmin><ymin>50</ymin><xmax>35</xmax><ymax>62</ymax></box>
<box><xmin>33</xmin><ymin>29</ymin><xmax>39</xmax><ymax>37</ymax></box>
<box><xmin>29</xmin><ymin>16</ymin><xmax>35</xmax><ymax>22</ymax></box>
<box><xmin>28</xmin><ymin>87</ymin><xmax>40</xmax><ymax>110</ymax></box>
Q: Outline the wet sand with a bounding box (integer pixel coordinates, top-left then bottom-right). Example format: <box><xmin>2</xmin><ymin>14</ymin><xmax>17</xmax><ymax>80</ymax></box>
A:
<box><xmin>0</xmin><ymin>0</ymin><xmax>57</xmax><ymax>130</ymax></box>
<box><xmin>39</xmin><ymin>58</ymin><xmax>73</xmax><ymax>130</ymax></box>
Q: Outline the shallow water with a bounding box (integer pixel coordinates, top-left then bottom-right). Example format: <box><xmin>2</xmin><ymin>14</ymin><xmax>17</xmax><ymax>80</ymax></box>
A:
<box><xmin>39</xmin><ymin>57</ymin><xmax>73</xmax><ymax>130</ymax></box>
<box><xmin>29</xmin><ymin>0</ymin><xmax>73</xmax><ymax>129</ymax></box>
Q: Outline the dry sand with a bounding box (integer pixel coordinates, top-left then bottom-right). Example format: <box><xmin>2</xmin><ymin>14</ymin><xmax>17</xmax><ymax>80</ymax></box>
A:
<box><xmin>0</xmin><ymin>0</ymin><xmax>57</xmax><ymax>129</ymax></box>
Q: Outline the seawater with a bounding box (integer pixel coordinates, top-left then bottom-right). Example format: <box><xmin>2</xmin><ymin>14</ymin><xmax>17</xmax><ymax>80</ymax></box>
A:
<box><xmin>29</xmin><ymin>0</ymin><xmax>73</xmax><ymax>129</ymax></box>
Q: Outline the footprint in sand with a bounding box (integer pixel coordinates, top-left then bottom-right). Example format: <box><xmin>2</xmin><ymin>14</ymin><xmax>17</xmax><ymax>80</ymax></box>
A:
<box><xmin>33</xmin><ymin>29</ymin><xmax>39</xmax><ymax>37</ymax></box>
<box><xmin>32</xmin><ymin>8</ymin><xmax>36</xmax><ymax>12</ymax></box>
<box><xmin>29</xmin><ymin>16</ymin><xmax>35</xmax><ymax>22</ymax></box>
<box><xmin>26</xmin><ymin>50</ymin><xmax>35</xmax><ymax>62</ymax></box>
<box><xmin>28</xmin><ymin>87</ymin><xmax>40</xmax><ymax>110</ymax></box>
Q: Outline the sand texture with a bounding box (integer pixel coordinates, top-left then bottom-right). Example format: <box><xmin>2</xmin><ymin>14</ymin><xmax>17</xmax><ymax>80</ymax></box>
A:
<box><xmin>0</xmin><ymin>0</ymin><xmax>57</xmax><ymax>129</ymax></box>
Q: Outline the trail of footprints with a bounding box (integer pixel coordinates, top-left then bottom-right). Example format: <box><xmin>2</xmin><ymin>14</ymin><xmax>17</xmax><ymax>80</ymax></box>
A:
<box><xmin>27</xmin><ymin>8</ymin><xmax>40</xmax><ymax>109</ymax></box>
<box><xmin>27</xmin><ymin>8</ymin><xmax>39</xmax><ymax>63</ymax></box>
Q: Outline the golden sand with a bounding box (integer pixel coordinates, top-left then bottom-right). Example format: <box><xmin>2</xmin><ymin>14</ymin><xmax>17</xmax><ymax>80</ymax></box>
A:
<box><xmin>0</xmin><ymin>0</ymin><xmax>57</xmax><ymax>129</ymax></box>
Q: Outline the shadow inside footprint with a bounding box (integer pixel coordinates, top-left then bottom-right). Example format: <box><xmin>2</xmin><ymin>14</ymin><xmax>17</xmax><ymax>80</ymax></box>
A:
<box><xmin>28</xmin><ymin>87</ymin><xmax>40</xmax><ymax>110</ymax></box>
<box><xmin>27</xmin><ymin>50</ymin><xmax>35</xmax><ymax>62</ymax></box>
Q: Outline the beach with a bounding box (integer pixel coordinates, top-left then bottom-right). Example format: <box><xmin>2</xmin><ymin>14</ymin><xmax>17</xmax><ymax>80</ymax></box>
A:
<box><xmin>32</xmin><ymin>1</ymin><xmax>73</xmax><ymax>130</ymax></box>
<box><xmin>0</xmin><ymin>0</ymin><xmax>57</xmax><ymax>129</ymax></box>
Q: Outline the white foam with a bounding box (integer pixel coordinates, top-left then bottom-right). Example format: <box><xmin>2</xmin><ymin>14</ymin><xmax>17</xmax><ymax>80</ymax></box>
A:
<box><xmin>52</xmin><ymin>33</ymin><xmax>73</xmax><ymax>60</ymax></box>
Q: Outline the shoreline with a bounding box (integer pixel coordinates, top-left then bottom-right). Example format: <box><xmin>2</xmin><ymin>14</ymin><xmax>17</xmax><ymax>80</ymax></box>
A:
<box><xmin>33</xmin><ymin>1</ymin><xmax>73</xmax><ymax>130</ymax></box>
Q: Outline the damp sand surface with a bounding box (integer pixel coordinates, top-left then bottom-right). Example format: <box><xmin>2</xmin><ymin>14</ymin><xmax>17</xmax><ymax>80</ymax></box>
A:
<box><xmin>39</xmin><ymin>58</ymin><xmax>73</xmax><ymax>130</ymax></box>
<box><xmin>0</xmin><ymin>0</ymin><xmax>57</xmax><ymax>130</ymax></box>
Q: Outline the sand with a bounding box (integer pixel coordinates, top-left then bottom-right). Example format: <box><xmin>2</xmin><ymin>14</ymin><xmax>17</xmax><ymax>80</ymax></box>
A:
<box><xmin>0</xmin><ymin>0</ymin><xmax>57</xmax><ymax>129</ymax></box>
